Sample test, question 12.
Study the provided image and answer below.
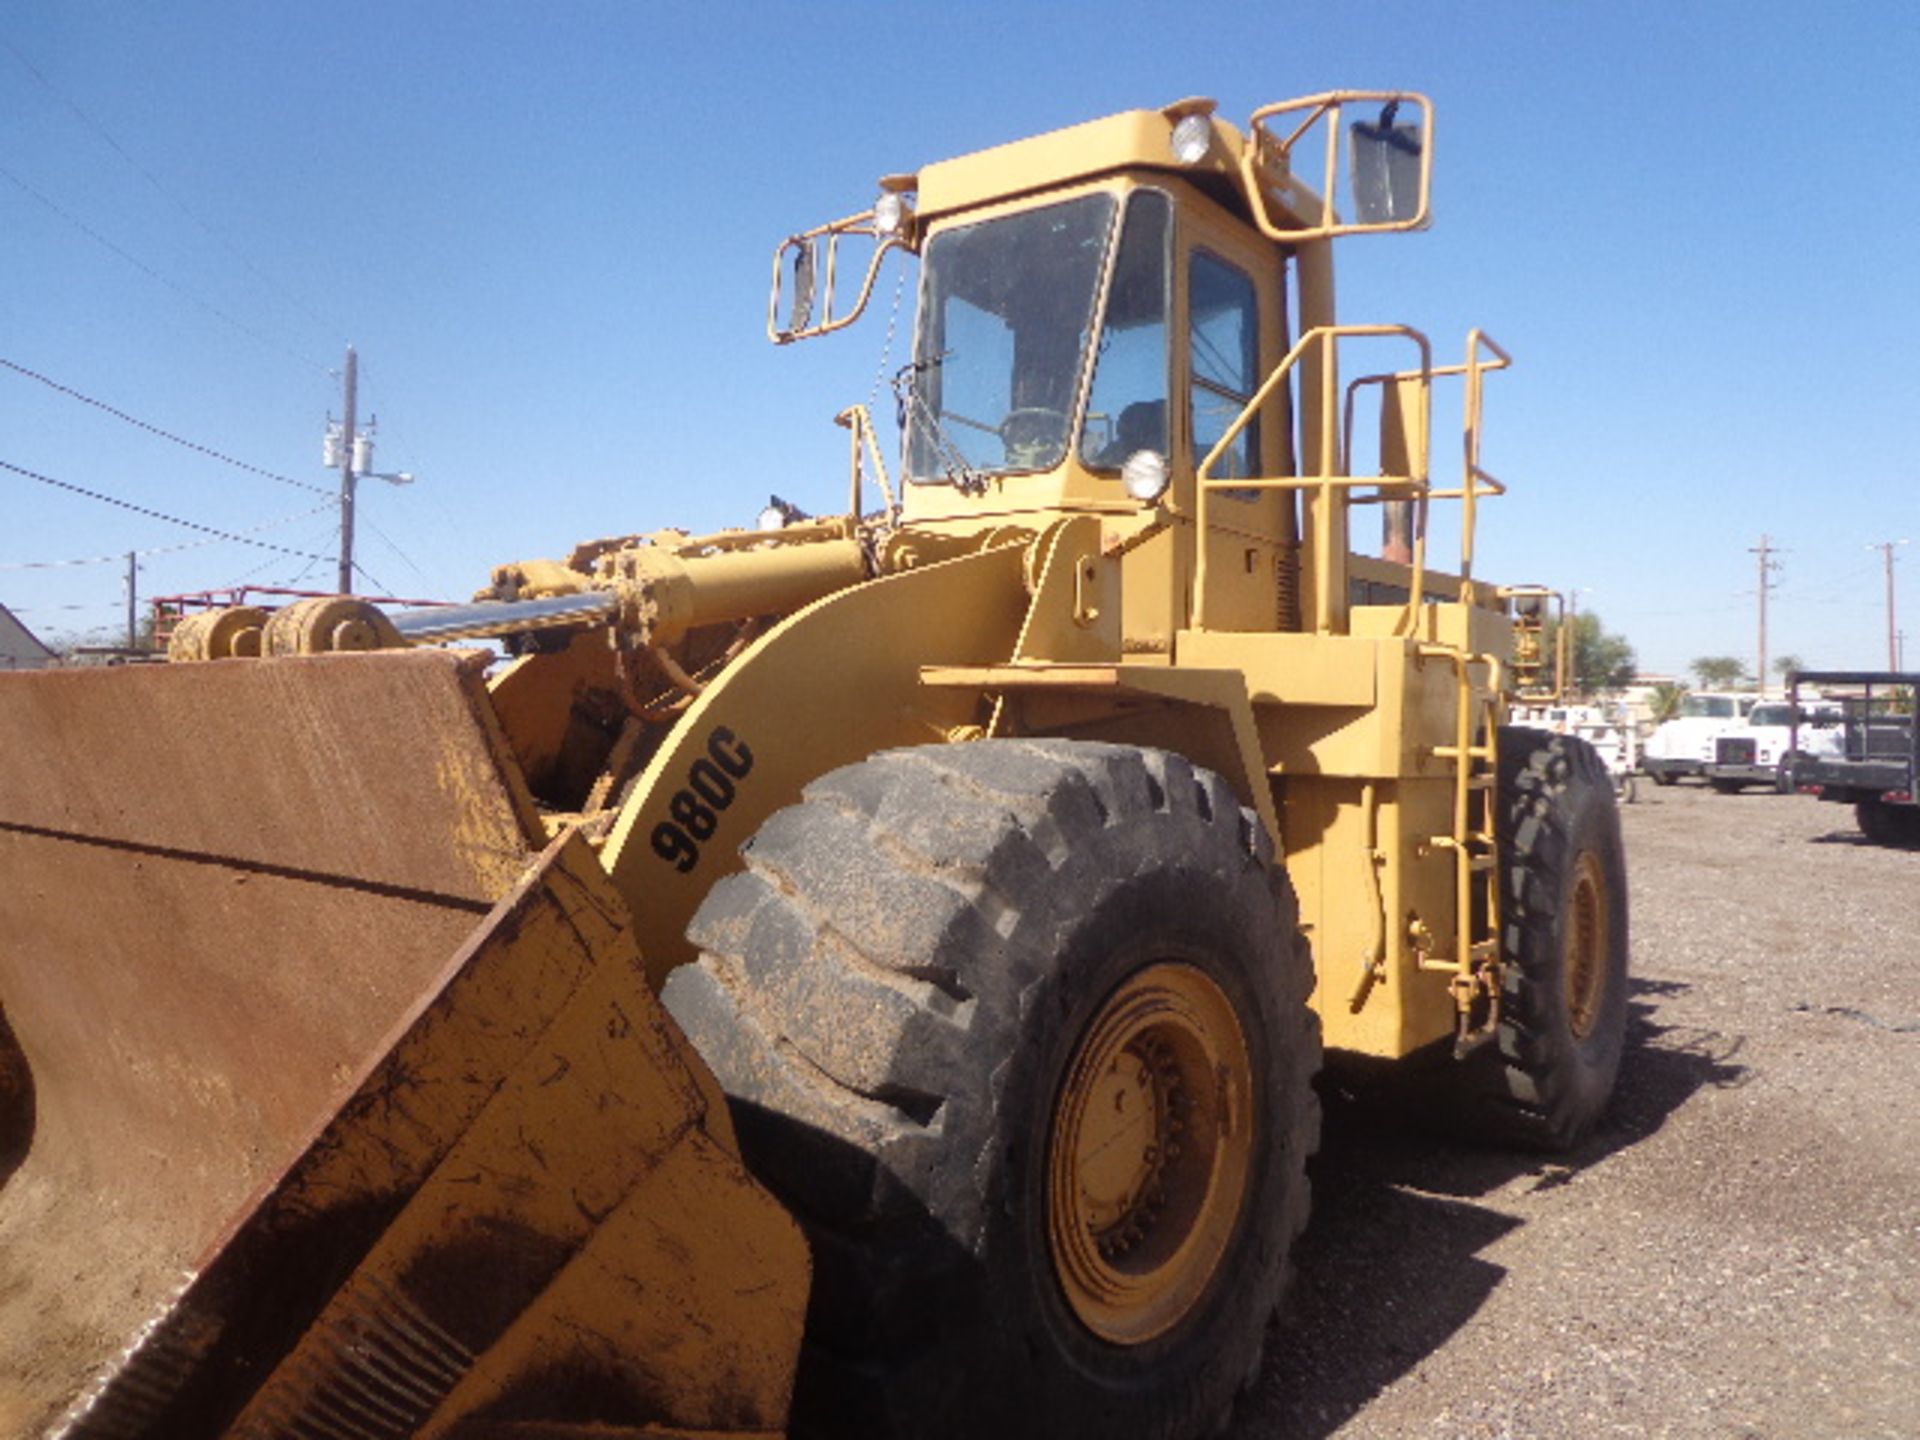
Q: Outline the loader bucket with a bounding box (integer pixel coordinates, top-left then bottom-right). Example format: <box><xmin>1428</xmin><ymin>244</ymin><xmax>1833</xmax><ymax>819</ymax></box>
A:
<box><xmin>0</xmin><ymin>651</ymin><xmax>806</xmax><ymax>1439</ymax></box>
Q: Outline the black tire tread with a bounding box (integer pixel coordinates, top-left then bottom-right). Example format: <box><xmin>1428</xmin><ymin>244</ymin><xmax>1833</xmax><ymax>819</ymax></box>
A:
<box><xmin>1457</xmin><ymin>727</ymin><xmax>1631</xmax><ymax>1150</ymax></box>
<box><xmin>663</xmin><ymin>739</ymin><xmax>1319</xmax><ymax>1440</ymax></box>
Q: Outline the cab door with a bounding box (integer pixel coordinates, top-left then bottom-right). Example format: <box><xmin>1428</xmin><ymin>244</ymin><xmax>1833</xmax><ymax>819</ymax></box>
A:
<box><xmin>1175</xmin><ymin>186</ymin><xmax>1297</xmax><ymax>634</ymax></box>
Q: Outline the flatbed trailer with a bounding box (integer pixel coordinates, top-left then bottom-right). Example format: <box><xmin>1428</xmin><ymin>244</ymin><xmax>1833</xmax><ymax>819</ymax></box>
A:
<box><xmin>1789</xmin><ymin>670</ymin><xmax>1919</xmax><ymax>847</ymax></box>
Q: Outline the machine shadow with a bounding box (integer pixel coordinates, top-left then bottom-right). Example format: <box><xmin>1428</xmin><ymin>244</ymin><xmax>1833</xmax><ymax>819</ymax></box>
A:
<box><xmin>1229</xmin><ymin>976</ymin><xmax>1748</xmax><ymax>1438</ymax></box>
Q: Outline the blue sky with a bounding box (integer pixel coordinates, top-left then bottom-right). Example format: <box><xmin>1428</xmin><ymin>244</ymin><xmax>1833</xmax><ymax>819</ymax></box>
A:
<box><xmin>4</xmin><ymin>1</ymin><xmax>1916</xmax><ymax>675</ymax></box>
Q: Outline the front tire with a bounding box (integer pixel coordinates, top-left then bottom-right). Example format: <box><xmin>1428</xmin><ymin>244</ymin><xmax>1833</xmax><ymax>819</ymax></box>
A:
<box><xmin>663</xmin><ymin>740</ymin><xmax>1320</xmax><ymax>1440</ymax></box>
<box><xmin>1458</xmin><ymin>728</ymin><xmax>1631</xmax><ymax>1149</ymax></box>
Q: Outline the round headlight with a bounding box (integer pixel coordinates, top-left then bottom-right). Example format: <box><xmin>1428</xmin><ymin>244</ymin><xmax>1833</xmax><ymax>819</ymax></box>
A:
<box><xmin>873</xmin><ymin>191</ymin><xmax>914</xmax><ymax>237</ymax></box>
<box><xmin>1122</xmin><ymin>450</ymin><xmax>1171</xmax><ymax>503</ymax></box>
<box><xmin>756</xmin><ymin>504</ymin><xmax>789</xmax><ymax>532</ymax></box>
<box><xmin>1170</xmin><ymin>114</ymin><xmax>1213</xmax><ymax>165</ymax></box>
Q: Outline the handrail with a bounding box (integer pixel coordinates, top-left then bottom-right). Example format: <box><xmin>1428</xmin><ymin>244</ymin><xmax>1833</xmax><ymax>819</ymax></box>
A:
<box><xmin>767</xmin><ymin>213</ymin><xmax>903</xmax><ymax>344</ymax></box>
<box><xmin>1193</xmin><ymin>328</ymin><xmax>1511</xmax><ymax>639</ymax></box>
<box><xmin>1343</xmin><ymin>330</ymin><xmax>1511</xmax><ymax>609</ymax></box>
<box><xmin>1240</xmin><ymin>91</ymin><xmax>1434</xmax><ymax>244</ymax></box>
<box><xmin>835</xmin><ymin>404</ymin><xmax>897</xmax><ymax>520</ymax></box>
<box><xmin>1194</xmin><ymin>324</ymin><xmax>1431</xmax><ymax>633</ymax></box>
<box><xmin>1452</xmin><ymin>329</ymin><xmax>1511</xmax><ymax>594</ymax></box>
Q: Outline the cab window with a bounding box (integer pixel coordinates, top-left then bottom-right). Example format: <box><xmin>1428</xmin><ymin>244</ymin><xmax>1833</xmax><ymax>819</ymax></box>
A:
<box><xmin>1189</xmin><ymin>250</ymin><xmax>1259</xmax><ymax>483</ymax></box>
<box><xmin>906</xmin><ymin>194</ymin><xmax>1115</xmax><ymax>480</ymax></box>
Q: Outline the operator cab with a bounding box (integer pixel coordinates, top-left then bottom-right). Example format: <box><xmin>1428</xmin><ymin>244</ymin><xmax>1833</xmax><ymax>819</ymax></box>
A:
<box><xmin>898</xmin><ymin>172</ymin><xmax>1286</xmax><ymax>528</ymax></box>
<box><xmin>770</xmin><ymin>95</ymin><xmax>1460</xmax><ymax>640</ymax></box>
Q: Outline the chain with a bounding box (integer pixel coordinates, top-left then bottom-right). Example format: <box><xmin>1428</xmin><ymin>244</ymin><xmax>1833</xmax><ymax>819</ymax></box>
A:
<box><xmin>865</xmin><ymin>261</ymin><xmax>907</xmax><ymax>412</ymax></box>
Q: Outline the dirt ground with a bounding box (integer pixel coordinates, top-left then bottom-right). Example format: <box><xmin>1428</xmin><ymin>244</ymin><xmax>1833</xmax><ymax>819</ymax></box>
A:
<box><xmin>1232</xmin><ymin>782</ymin><xmax>1920</xmax><ymax>1439</ymax></box>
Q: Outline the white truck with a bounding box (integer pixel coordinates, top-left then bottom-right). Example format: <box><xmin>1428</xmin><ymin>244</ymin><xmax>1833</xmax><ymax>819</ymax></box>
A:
<box><xmin>1702</xmin><ymin>698</ymin><xmax>1844</xmax><ymax>793</ymax></box>
<box><xmin>1642</xmin><ymin>691</ymin><xmax>1758</xmax><ymax>785</ymax></box>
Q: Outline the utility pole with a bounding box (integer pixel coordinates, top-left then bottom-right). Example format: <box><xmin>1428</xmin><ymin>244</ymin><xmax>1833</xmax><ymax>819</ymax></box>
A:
<box><xmin>1871</xmin><ymin>540</ymin><xmax>1907</xmax><ymax>671</ymax></box>
<box><xmin>1750</xmin><ymin>535</ymin><xmax>1782</xmax><ymax>694</ymax></box>
<box><xmin>336</xmin><ymin>344</ymin><xmax>358</xmax><ymax>595</ymax></box>
<box><xmin>124</xmin><ymin>551</ymin><xmax>137</xmax><ymax>650</ymax></box>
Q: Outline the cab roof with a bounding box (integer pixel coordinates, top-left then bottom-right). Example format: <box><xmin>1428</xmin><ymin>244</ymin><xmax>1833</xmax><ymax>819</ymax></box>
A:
<box><xmin>909</xmin><ymin>101</ymin><xmax>1260</xmax><ymax>224</ymax></box>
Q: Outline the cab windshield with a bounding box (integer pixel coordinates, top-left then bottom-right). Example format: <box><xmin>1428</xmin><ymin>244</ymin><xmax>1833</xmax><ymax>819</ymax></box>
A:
<box><xmin>1680</xmin><ymin>696</ymin><xmax>1739</xmax><ymax>719</ymax></box>
<box><xmin>905</xmin><ymin>194</ymin><xmax>1116</xmax><ymax>482</ymax></box>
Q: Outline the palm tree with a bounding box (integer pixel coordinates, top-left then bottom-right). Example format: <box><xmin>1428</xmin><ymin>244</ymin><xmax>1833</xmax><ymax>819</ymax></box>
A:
<box><xmin>1649</xmin><ymin>682</ymin><xmax>1687</xmax><ymax>724</ymax></box>
<box><xmin>1691</xmin><ymin>656</ymin><xmax>1747</xmax><ymax>689</ymax></box>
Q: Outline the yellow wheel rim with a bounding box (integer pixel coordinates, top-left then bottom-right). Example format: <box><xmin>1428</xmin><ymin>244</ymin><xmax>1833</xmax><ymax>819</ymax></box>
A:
<box><xmin>1047</xmin><ymin>962</ymin><xmax>1254</xmax><ymax>1345</ymax></box>
<box><xmin>1564</xmin><ymin>852</ymin><xmax>1609</xmax><ymax>1041</ymax></box>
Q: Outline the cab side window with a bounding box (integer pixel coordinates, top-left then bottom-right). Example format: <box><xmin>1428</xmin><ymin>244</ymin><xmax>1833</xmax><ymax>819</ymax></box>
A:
<box><xmin>1189</xmin><ymin>251</ymin><xmax>1259</xmax><ymax>484</ymax></box>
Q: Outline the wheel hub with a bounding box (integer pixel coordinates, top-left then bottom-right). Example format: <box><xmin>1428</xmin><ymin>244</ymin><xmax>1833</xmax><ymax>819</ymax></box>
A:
<box><xmin>1048</xmin><ymin>962</ymin><xmax>1253</xmax><ymax>1345</ymax></box>
<box><xmin>1564</xmin><ymin>851</ymin><xmax>1609</xmax><ymax>1040</ymax></box>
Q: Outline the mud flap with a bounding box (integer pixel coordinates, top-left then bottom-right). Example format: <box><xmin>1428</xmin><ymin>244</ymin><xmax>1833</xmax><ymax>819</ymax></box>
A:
<box><xmin>0</xmin><ymin>652</ymin><xmax>805</xmax><ymax>1438</ymax></box>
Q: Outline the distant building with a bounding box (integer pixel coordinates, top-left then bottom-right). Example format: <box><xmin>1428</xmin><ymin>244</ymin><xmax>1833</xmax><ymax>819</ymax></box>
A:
<box><xmin>0</xmin><ymin>603</ymin><xmax>56</xmax><ymax>670</ymax></box>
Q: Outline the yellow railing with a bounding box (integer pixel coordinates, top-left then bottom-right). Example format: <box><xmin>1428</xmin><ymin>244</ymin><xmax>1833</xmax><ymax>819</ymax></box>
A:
<box><xmin>834</xmin><ymin>404</ymin><xmax>897</xmax><ymax>520</ymax></box>
<box><xmin>1343</xmin><ymin>328</ymin><xmax>1511</xmax><ymax>608</ymax></box>
<box><xmin>1193</xmin><ymin>326</ymin><xmax>1511</xmax><ymax>637</ymax></box>
<box><xmin>1193</xmin><ymin>323</ymin><xmax>1431</xmax><ymax>633</ymax></box>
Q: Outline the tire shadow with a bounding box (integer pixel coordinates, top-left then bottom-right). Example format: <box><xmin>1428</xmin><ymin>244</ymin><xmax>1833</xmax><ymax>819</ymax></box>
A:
<box><xmin>1230</xmin><ymin>978</ymin><xmax>1749</xmax><ymax>1437</ymax></box>
<box><xmin>1808</xmin><ymin>829</ymin><xmax>1914</xmax><ymax>849</ymax></box>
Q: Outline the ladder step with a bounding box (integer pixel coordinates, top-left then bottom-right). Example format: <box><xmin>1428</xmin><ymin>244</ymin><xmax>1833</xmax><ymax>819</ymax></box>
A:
<box><xmin>1427</xmin><ymin>838</ymin><xmax>1497</xmax><ymax>861</ymax></box>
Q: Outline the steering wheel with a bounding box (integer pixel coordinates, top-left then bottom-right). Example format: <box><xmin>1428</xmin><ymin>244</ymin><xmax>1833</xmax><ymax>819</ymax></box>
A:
<box><xmin>998</xmin><ymin>407</ymin><xmax>1068</xmax><ymax>468</ymax></box>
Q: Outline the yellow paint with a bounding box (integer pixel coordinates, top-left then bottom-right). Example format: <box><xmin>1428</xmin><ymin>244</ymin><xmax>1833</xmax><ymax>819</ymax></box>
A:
<box><xmin>601</xmin><ymin>543</ymin><xmax>1029</xmax><ymax>988</ymax></box>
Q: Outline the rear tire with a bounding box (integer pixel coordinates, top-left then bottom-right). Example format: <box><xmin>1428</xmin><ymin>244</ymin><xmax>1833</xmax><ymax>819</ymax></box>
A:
<box><xmin>663</xmin><ymin>740</ymin><xmax>1319</xmax><ymax>1440</ymax></box>
<box><xmin>1857</xmin><ymin>799</ymin><xmax>1920</xmax><ymax>848</ymax></box>
<box><xmin>1456</xmin><ymin>728</ymin><xmax>1630</xmax><ymax>1149</ymax></box>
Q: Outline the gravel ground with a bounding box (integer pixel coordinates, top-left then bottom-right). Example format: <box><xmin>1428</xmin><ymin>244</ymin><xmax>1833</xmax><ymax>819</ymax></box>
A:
<box><xmin>1232</xmin><ymin>781</ymin><xmax>1920</xmax><ymax>1439</ymax></box>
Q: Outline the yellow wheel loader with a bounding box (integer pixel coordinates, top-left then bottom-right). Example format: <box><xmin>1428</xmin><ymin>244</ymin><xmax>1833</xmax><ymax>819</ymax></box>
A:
<box><xmin>0</xmin><ymin>91</ymin><xmax>1628</xmax><ymax>1440</ymax></box>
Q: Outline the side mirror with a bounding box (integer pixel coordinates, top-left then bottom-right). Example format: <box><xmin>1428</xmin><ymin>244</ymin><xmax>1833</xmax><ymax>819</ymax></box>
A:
<box><xmin>767</xmin><ymin>209</ymin><xmax>905</xmax><ymax>345</ymax></box>
<box><xmin>1350</xmin><ymin>105</ymin><xmax>1425</xmax><ymax>226</ymax></box>
<box><xmin>778</xmin><ymin>240</ymin><xmax>818</xmax><ymax>336</ymax></box>
<box><xmin>1241</xmin><ymin>91</ymin><xmax>1434</xmax><ymax>242</ymax></box>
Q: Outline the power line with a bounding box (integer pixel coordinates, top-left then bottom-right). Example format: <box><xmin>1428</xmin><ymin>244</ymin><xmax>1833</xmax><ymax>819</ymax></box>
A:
<box><xmin>0</xmin><ymin>163</ymin><xmax>331</xmax><ymax>377</ymax></box>
<box><xmin>222</xmin><ymin>526</ymin><xmax>338</xmax><ymax>588</ymax></box>
<box><xmin>0</xmin><ymin>500</ymin><xmax>335</xmax><ymax>571</ymax></box>
<box><xmin>1</xmin><ymin>37</ymin><xmax>335</xmax><ymax>337</ymax></box>
<box><xmin>358</xmin><ymin>510</ymin><xmax>430</xmax><ymax>584</ymax></box>
<box><xmin>1</xmin><ymin>358</ymin><xmax>330</xmax><ymax>496</ymax></box>
<box><xmin>351</xmin><ymin>559</ymin><xmax>392</xmax><ymax>595</ymax></box>
<box><xmin>0</xmin><ymin>457</ymin><xmax>335</xmax><ymax>562</ymax></box>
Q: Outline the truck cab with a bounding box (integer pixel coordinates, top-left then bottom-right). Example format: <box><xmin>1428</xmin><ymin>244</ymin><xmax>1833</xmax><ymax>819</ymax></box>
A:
<box><xmin>1643</xmin><ymin>691</ymin><xmax>1758</xmax><ymax>785</ymax></box>
<box><xmin>1703</xmin><ymin>698</ymin><xmax>1842</xmax><ymax>793</ymax></box>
